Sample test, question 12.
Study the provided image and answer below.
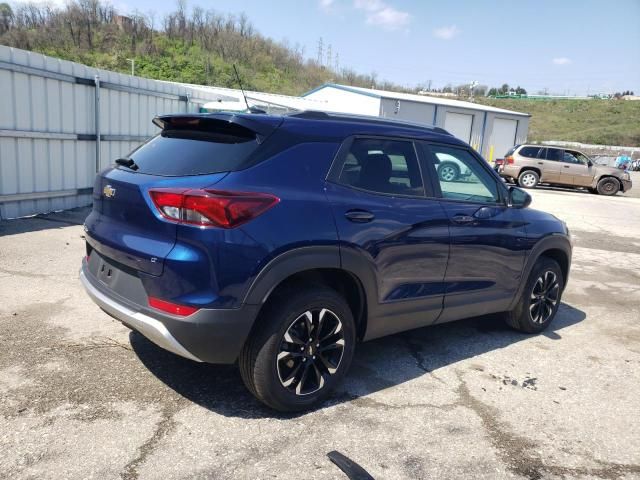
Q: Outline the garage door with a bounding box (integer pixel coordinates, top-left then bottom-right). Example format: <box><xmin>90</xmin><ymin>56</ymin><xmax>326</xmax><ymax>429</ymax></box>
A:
<box><xmin>491</xmin><ymin>118</ymin><xmax>518</xmax><ymax>161</ymax></box>
<box><xmin>444</xmin><ymin>112</ymin><xmax>473</xmax><ymax>143</ymax></box>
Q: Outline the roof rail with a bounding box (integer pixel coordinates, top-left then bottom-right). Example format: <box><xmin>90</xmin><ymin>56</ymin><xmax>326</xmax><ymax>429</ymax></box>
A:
<box><xmin>287</xmin><ymin>110</ymin><xmax>453</xmax><ymax>135</ymax></box>
<box><xmin>286</xmin><ymin>111</ymin><xmax>331</xmax><ymax>119</ymax></box>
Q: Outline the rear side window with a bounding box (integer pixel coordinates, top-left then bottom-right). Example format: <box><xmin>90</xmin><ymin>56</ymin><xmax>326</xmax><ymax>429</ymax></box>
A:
<box><xmin>336</xmin><ymin>138</ymin><xmax>424</xmax><ymax>197</ymax></box>
<box><xmin>124</xmin><ymin>122</ymin><xmax>259</xmax><ymax>176</ymax></box>
<box><xmin>519</xmin><ymin>146</ymin><xmax>542</xmax><ymax>158</ymax></box>
<box><xmin>546</xmin><ymin>148</ymin><xmax>563</xmax><ymax>162</ymax></box>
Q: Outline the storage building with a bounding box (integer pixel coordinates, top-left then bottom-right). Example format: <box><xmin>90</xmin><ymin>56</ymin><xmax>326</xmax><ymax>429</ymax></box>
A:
<box><xmin>303</xmin><ymin>83</ymin><xmax>531</xmax><ymax>163</ymax></box>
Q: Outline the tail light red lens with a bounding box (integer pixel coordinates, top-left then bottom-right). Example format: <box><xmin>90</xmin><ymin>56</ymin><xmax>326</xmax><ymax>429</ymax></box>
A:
<box><xmin>505</xmin><ymin>155</ymin><xmax>515</xmax><ymax>165</ymax></box>
<box><xmin>148</xmin><ymin>296</ymin><xmax>199</xmax><ymax>316</ymax></box>
<box><xmin>149</xmin><ymin>189</ymin><xmax>279</xmax><ymax>228</ymax></box>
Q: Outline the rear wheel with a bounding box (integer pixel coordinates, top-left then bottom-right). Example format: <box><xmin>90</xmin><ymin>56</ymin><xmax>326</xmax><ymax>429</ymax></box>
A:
<box><xmin>503</xmin><ymin>257</ymin><xmax>564</xmax><ymax>333</ymax></box>
<box><xmin>518</xmin><ymin>170</ymin><xmax>539</xmax><ymax>189</ymax></box>
<box><xmin>438</xmin><ymin>162</ymin><xmax>460</xmax><ymax>182</ymax></box>
<box><xmin>239</xmin><ymin>286</ymin><xmax>355</xmax><ymax>412</ymax></box>
<box><xmin>596</xmin><ymin>177</ymin><xmax>620</xmax><ymax>196</ymax></box>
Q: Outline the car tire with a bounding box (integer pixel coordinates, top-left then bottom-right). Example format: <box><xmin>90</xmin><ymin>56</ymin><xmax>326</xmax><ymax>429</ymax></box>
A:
<box><xmin>596</xmin><ymin>177</ymin><xmax>620</xmax><ymax>196</ymax></box>
<box><xmin>518</xmin><ymin>170</ymin><xmax>540</xmax><ymax>189</ymax></box>
<box><xmin>502</xmin><ymin>257</ymin><xmax>564</xmax><ymax>333</ymax></box>
<box><xmin>239</xmin><ymin>286</ymin><xmax>356</xmax><ymax>412</ymax></box>
<box><xmin>438</xmin><ymin>162</ymin><xmax>460</xmax><ymax>182</ymax></box>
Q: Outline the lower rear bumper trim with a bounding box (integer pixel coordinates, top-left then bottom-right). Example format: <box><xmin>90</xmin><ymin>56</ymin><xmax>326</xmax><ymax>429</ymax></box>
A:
<box><xmin>80</xmin><ymin>269</ymin><xmax>202</xmax><ymax>362</ymax></box>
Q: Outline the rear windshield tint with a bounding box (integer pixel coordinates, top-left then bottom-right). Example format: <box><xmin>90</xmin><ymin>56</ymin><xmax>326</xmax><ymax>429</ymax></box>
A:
<box><xmin>124</xmin><ymin>125</ymin><xmax>259</xmax><ymax>176</ymax></box>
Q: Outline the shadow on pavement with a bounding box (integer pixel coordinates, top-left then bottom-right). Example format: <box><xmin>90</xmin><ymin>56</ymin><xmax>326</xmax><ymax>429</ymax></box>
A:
<box><xmin>0</xmin><ymin>207</ymin><xmax>89</xmax><ymax>237</ymax></box>
<box><xmin>131</xmin><ymin>302</ymin><xmax>586</xmax><ymax>419</ymax></box>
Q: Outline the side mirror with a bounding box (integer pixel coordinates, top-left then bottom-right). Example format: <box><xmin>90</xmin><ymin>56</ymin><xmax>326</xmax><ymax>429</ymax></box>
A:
<box><xmin>508</xmin><ymin>186</ymin><xmax>532</xmax><ymax>209</ymax></box>
<box><xmin>587</xmin><ymin>160</ymin><xmax>593</xmax><ymax>167</ymax></box>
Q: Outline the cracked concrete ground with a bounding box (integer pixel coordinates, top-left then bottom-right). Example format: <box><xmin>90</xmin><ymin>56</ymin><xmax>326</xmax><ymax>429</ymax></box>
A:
<box><xmin>1</xmin><ymin>187</ymin><xmax>639</xmax><ymax>480</ymax></box>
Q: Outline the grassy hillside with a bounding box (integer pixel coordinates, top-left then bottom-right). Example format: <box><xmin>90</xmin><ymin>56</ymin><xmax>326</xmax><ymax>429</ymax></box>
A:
<box><xmin>0</xmin><ymin>1</ymin><xmax>392</xmax><ymax>96</ymax></box>
<box><xmin>477</xmin><ymin>98</ymin><xmax>640</xmax><ymax>147</ymax></box>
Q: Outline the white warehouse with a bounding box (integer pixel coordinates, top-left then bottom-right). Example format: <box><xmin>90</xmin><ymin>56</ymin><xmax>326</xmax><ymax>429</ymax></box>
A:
<box><xmin>303</xmin><ymin>83</ymin><xmax>530</xmax><ymax>163</ymax></box>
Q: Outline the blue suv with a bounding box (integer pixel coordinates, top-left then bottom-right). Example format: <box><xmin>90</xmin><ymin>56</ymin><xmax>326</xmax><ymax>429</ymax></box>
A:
<box><xmin>81</xmin><ymin>111</ymin><xmax>572</xmax><ymax>411</ymax></box>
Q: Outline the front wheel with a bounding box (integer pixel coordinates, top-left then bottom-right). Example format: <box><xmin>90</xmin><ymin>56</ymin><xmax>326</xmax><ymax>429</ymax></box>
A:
<box><xmin>596</xmin><ymin>177</ymin><xmax>620</xmax><ymax>196</ymax></box>
<box><xmin>239</xmin><ymin>286</ymin><xmax>356</xmax><ymax>412</ymax></box>
<box><xmin>503</xmin><ymin>257</ymin><xmax>564</xmax><ymax>333</ymax></box>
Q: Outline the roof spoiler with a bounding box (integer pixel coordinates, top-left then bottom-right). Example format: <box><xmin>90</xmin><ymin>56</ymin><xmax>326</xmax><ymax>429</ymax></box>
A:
<box><xmin>153</xmin><ymin>113</ymin><xmax>283</xmax><ymax>139</ymax></box>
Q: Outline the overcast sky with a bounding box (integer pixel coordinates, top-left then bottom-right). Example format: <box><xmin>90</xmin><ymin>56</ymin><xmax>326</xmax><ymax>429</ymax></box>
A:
<box><xmin>115</xmin><ymin>0</ymin><xmax>640</xmax><ymax>95</ymax></box>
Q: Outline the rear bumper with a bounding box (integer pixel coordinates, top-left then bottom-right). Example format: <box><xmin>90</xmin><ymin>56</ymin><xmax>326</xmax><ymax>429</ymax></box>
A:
<box><xmin>80</xmin><ymin>261</ymin><xmax>259</xmax><ymax>364</ymax></box>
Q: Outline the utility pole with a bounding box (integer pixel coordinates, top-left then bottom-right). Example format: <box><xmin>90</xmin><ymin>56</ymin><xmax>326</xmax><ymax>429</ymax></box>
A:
<box><xmin>317</xmin><ymin>37</ymin><xmax>324</xmax><ymax>66</ymax></box>
<box><xmin>335</xmin><ymin>52</ymin><xmax>339</xmax><ymax>72</ymax></box>
<box><xmin>326</xmin><ymin>44</ymin><xmax>332</xmax><ymax>70</ymax></box>
<box><xmin>127</xmin><ymin>58</ymin><xmax>135</xmax><ymax>76</ymax></box>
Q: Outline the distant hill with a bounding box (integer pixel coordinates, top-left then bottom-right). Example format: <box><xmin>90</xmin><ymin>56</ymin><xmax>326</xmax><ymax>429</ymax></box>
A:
<box><xmin>1</xmin><ymin>1</ymin><xmax>637</xmax><ymax>147</ymax></box>
<box><xmin>477</xmin><ymin>98</ymin><xmax>640</xmax><ymax>147</ymax></box>
<box><xmin>0</xmin><ymin>0</ymin><xmax>401</xmax><ymax>95</ymax></box>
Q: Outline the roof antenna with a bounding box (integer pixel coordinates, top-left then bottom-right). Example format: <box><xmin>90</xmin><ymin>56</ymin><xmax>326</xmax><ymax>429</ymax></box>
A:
<box><xmin>233</xmin><ymin>64</ymin><xmax>251</xmax><ymax>112</ymax></box>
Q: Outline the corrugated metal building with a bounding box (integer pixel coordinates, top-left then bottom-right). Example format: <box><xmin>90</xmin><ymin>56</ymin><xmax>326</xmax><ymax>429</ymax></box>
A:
<box><xmin>303</xmin><ymin>84</ymin><xmax>530</xmax><ymax>163</ymax></box>
<box><xmin>0</xmin><ymin>47</ymin><xmax>226</xmax><ymax>219</ymax></box>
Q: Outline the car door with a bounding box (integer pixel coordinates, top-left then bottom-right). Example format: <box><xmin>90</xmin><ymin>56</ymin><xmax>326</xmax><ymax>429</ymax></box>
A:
<box><xmin>325</xmin><ymin>136</ymin><xmax>450</xmax><ymax>340</ymax></box>
<box><xmin>538</xmin><ymin>147</ymin><xmax>563</xmax><ymax>183</ymax></box>
<box><xmin>560</xmin><ymin>150</ymin><xmax>595</xmax><ymax>186</ymax></box>
<box><xmin>420</xmin><ymin>142</ymin><xmax>527</xmax><ymax>323</ymax></box>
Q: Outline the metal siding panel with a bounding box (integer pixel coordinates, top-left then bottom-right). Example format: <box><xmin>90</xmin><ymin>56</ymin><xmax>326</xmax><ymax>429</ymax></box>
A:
<box><xmin>49</xmin><ymin>139</ymin><xmax>63</xmax><ymax>191</ymax></box>
<box><xmin>61</xmin><ymin>81</ymin><xmax>74</xmax><ymax>133</ymax></box>
<box><xmin>62</xmin><ymin>141</ymin><xmax>76</xmax><ymax>189</ymax></box>
<box><xmin>33</xmin><ymin>139</ymin><xmax>49</xmax><ymax>192</ymax></box>
<box><xmin>0</xmin><ymin>69</ymin><xmax>15</xmax><ymax>129</ymax></box>
<box><xmin>46</xmin><ymin>78</ymin><xmax>61</xmax><ymax>130</ymax></box>
<box><xmin>13</xmin><ymin>73</ymin><xmax>31</xmax><ymax>130</ymax></box>
<box><xmin>16</xmin><ymin>138</ymin><xmax>33</xmax><ymax>193</ymax></box>
<box><xmin>30</xmin><ymin>75</ymin><xmax>46</xmax><ymax>131</ymax></box>
<box><xmin>0</xmin><ymin>137</ymin><xmax>18</xmax><ymax>194</ymax></box>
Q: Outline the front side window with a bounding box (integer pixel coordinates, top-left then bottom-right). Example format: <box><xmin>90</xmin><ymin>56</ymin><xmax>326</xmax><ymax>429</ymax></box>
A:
<box><xmin>336</xmin><ymin>138</ymin><xmax>424</xmax><ymax>196</ymax></box>
<box><xmin>425</xmin><ymin>144</ymin><xmax>500</xmax><ymax>203</ymax></box>
<box><xmin>562</xmin><ymin>151</ymin><xmax>582</xmax><ymax>164</ymax></box>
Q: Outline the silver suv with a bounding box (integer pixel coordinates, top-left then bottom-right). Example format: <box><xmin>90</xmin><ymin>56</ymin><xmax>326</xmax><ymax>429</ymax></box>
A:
<box><xmin>499</xmin><ymin>145</ymin><xmax>632</xmax><ymax>195</ymax></box>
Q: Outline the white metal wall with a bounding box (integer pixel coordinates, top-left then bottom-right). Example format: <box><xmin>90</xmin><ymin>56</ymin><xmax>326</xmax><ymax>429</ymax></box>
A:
<box><xmin>0</xmin><ymin>46</ymin><xmax>225</xmax><ymax>219</ymax></box>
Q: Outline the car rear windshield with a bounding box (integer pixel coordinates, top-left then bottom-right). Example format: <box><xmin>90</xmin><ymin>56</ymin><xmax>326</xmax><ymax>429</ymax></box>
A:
<box><xmin>123</xmin><ymin>122</ymin><xmax>260</xmax><ymax>176</ymax></box>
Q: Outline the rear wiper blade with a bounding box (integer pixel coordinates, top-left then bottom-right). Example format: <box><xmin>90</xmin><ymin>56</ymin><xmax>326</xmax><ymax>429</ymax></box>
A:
<box><xmin>115</xmin><ymin>157</ymin><xmax>139</xmax><ymax>171</ymax></box>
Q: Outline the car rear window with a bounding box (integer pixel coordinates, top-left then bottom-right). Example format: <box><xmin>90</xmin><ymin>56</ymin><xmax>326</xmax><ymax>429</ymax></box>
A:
<box><xmin>519</xmin><ymin>146</ymin><xmax>541</xmax><ymax>158</ymax></box>
<box><xmin>504</xmin><ymin>145</ymin><xmax>519</xmax><ymax>157</ymax></box>
<box><xmin>123</xmin><ymin>122</ymin><xmax>260</xmax><ymax>176</ymax></box>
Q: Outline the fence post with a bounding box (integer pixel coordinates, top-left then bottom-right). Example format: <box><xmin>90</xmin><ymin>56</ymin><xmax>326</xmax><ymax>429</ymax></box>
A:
<box><xmin>94</xmin><ymin>74</ymin><xmax>101</xmax><ymax>173</ymax></box>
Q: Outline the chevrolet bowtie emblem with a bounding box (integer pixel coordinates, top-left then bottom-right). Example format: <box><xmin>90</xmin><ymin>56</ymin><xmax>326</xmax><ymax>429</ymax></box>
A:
<box><xmin>103</xmin><ymin>185</ymin><xmax>116</xmax><ymax>198</ymax></box>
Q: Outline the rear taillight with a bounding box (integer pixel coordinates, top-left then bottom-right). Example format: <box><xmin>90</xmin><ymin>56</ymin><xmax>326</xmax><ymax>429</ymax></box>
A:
<box><xmin>505</xmin><ymin>155</ymin><xmax>515</xmax><ymax>165</ymax></box>
<box><xmin>149</xmin><ymin>189</ymin><xmax>279</xmax><ymax>228</ymax></box>
<box><xmin>148</xmin><ymin>296</ymin><xmax>199</xmax><ymax>316</ymax></box>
